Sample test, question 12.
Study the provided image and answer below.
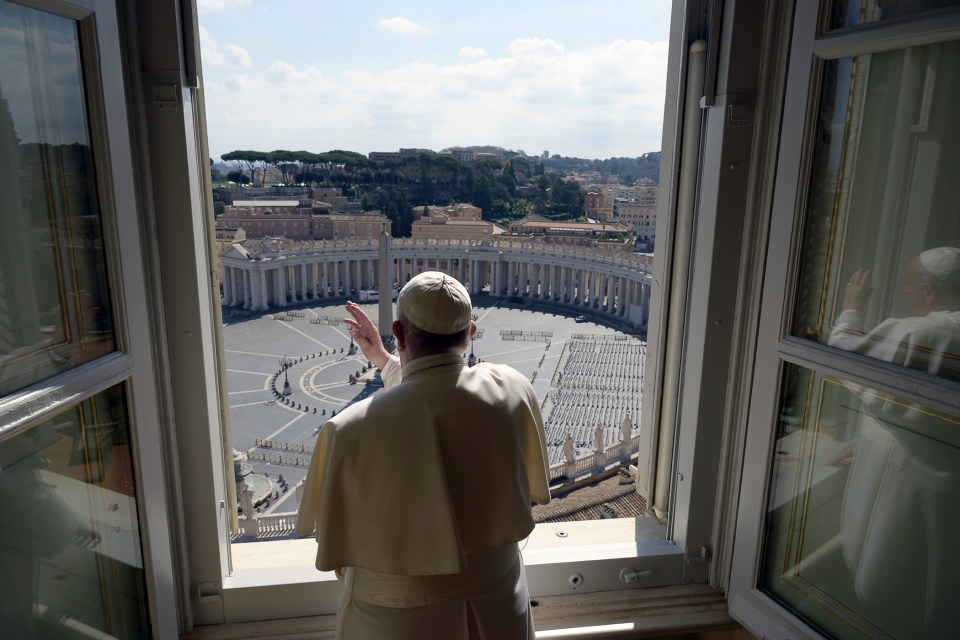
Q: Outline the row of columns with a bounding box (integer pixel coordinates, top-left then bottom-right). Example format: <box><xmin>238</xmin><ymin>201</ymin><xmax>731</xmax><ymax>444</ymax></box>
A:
<box><xmin>493</xmin><ymin>261</ymin><xmax>647</xmax><ymax>318</ymax></box>
<box><xmin>222</xmin><ymin>255</ymin><xmax>650</xmax><ymax>321</ymax></box>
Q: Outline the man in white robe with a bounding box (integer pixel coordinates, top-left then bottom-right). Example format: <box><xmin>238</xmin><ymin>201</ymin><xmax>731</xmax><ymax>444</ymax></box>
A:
<box><xmin>828</xmin><ymin>247</ymin><xmax>960</xmax><ymax>636</ymax></box>
<box><xmin>296</xmin><ymin>272</ymin><xmax>551</xmax><ymax>640</ymax></box>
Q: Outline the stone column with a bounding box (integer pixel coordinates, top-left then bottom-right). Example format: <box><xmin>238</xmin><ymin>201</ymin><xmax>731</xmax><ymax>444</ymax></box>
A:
<box><xmin>604</xmin><ymin>275</ymin><xmax>613</xmax><ymax>312</ymax></box>
<box><xmin>259</xmin><ymin>269</ymin><xmax>268</xmax><ymax>310</ymax></box>
<box><xmin>279</xmin><ymin>265</ymin><xmax>289</xmax><ymax>307</ymax></box>
<box><xmin>309</xmin><ymin>261</ymin><xmax>317</xmax><ymax>299</ymax></box>
<box><xmin>224</xmin><ymin>266</ymin><xmax>233</xmax><ymax>305</ymax></box>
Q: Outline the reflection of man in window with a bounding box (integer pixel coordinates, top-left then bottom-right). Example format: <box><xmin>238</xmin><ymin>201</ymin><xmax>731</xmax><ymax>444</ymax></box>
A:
<box><xmin>828</xmin><ymin>247</ymin><xmax>960</xmax><ymax>636</ymax></box>
<box><xmin>296</xmin><ymin>272</ymin><xmax>550</xmax><ymax>640</ymax></box>
<box><xmin>830</xmin><ymin>246</ymin><xmax>960</xmax><ymax>378</ymax></box>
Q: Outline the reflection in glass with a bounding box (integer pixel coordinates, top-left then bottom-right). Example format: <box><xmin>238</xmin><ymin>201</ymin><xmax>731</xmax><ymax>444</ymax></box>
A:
<box><xmin>0</xmin><ymin>385</ymin><xmax>149</xmax><ymax>637</ymax></box>
<box><xmin>760</xmin><ymin>364</ymin><xmax>960</xmax><ymax>639</ymax></box>
<box><xmin>827</xmin><ymin>0</ymin><xmax>960</xmax><ymax>29</ymax></box>
<box><xmin>0</xmin><ymin>1</ymin><xmax>115</xmax><ymax>396</ymax></box>
<box><xmin>793</xmin><ymin>42</ymin><xmax>960</xmax><ymax>380</ymax></box>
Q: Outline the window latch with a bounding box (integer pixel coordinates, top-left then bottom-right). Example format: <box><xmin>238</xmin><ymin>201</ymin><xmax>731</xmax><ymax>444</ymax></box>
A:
<box><xmin>685</xmin><ymin>545</ymin><xmax>709</xmax><ymax>564</ymax></box>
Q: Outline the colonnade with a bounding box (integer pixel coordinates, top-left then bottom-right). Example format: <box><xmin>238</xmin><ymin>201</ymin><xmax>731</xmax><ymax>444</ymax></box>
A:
<box><xmin>221</xmin><ymin>239</ymin><xmax>652</xmax><ymax>325</ymax></box>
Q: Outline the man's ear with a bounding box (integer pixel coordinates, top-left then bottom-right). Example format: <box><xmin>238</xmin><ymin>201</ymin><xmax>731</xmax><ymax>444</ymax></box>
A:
<box><xmin>392</xmin><ymin>320</ymin><xmax>405</xmax><ymax>351</ymax></box>
<box><xmin>468</xmin><ymin>321</ymin><xmax>477</xmax><ymax>340</ymax></box>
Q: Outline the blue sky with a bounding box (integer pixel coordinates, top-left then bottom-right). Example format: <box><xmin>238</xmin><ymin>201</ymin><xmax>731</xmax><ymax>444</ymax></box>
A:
<box><xmin>199</xmin><ymin>0</ymin><xmax>672</xmax><ymax>161</ymax></box>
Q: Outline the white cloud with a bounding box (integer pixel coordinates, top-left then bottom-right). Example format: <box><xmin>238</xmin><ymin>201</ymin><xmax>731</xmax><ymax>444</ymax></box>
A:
<box><xmin>458</xmin><ymin>46</ymin><xmax>486</xmax><ymax>59</ymax></box>
<box><xmin>197</xmin><ymin>0</ymin><xmax>250</xmax><ymax>14</ymax></box>
<box><xmin>375</xmin><ymin>17</ymin><xmax>430</xmax><ymax>34</ymax></box>
<box><xmin>200</xmin><ymin>26</ymin><xmax>253</xmax><ymax>68</ymax></box>
<box><xmin>224</xmin><ymin>74</ymin><xmax>252</xmax><ymax>91</ymax></box>
<box><xmin>204</xmin><ymin>38</ymin><xmax>669</xmax><ymax>159</ymax></box>
<box><xmin>199</xmin><ymin>26</ymin><xmax>224</xmax><ymax>65</ymax></box>
<box><xmin>224</xmin><ymin>43</ymin><xmax>253</xmax><ymax>67</ymax></box>
<box><xmin>507</xmin><ymin>37</ymin><xmax>565</xmax><ymax>58</ymax></box>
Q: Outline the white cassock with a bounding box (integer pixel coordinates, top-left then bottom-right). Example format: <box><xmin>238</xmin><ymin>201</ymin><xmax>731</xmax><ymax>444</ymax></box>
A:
<box><xmin>828</xmin><ymin>309</ymin><xmax>960</xmax><ymax>636</ymax></box>
<box><xmin>295</xmin><ymin>352</ymin><xmax>551</xmax><ymax>640</ymax></box>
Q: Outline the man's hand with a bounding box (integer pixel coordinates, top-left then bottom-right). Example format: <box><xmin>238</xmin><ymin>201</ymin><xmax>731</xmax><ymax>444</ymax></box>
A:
<box><xmin>344</xmin><ymin>301</ymin><xmax>391</xmax><ymax>370</ymax></box>
<box><xmin>842</xmin><ymin>268</ymin><xmax>872</xmax><ymax>313</ymax></box>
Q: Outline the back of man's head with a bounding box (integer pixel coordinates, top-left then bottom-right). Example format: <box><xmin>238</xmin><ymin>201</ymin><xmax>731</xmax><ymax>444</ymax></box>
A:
<box><xmin>396</xmin><ymin>272</ymin><xmax>472</xmax><ymax>355</ymax></box>
<box><xmin>919</xmin><ymin>247</ymin><xmax>960</xmax><ymax>309</ymax></box>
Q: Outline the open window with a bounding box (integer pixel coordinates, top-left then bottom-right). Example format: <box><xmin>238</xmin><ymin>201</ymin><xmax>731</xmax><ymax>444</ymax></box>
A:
<box><xmin>730</xmin><ymin>3</ymin><xmax>960</xmax><ymax>639</ymax></box>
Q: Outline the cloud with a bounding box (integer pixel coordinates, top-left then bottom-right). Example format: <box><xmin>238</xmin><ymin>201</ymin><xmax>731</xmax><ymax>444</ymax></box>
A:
<box><xmin>200</xmin><ymin>26</ymin><xmax>253</xmax><ymax>68</ymax></box>
<box><xmin>224</xmin><ymin>74</ymin><xmax>252</xmax><ymax>91</ymax></box>
<box><xmin>458</xmin><ymin>46</ymin><xmax>486</xmax><ymax>59</ymax></box>
<box><xmin>507</xmin><ymin>37</ymin><xmax>565</xmax><ymax>58</ymax></box>
<box><xmin>375</xmin><ymin>17</ymin><xmax>430</xmax><ymax>34</ymax></box>
<box><xmin>265</xmin><ymin>61</ymin><xmax>324</xmax><ymax>94</ymax></box>
<box><xmin>197</xmin><ymin>0</ymin><xmax>250</xmax><ymax>14</ymax></box>
<box><xmin>224</xmin><ymin>43</ymin><xmax>253</xmax><ymax>67</ymax></box>
<box><xmin>199</xmin><ymin>26</ymin><xmax>224</xmax><ymax>65</ymax></box>
<box><xmin>204</xmin><ymin>37</ymin><xmax>669</xmax><ymax>159</ymax></box>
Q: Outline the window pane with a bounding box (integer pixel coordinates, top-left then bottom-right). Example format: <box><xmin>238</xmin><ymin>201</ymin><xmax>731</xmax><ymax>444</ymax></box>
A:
<box><xmin>760</xmin><ymin>363</ymin><xmax>960</xmax><ymax>639</ymax></box>
<box><xmin>0</xmin><ymin>1</ymin><xmax>115</xmax><ymax>396</ymax></box>
<box><xmin>0</xmin><ymin>385</ymin><xmax>149</xmax><ymax>637</ymax></box>
<box><xmin>792</xmin><ymin>42</ymin><xmax>960</xmax><ymax>381</ymax></box>
<box><xmin>826</xmin><ymin>0</ymin><xmax>960</xmax><ymax>29</ymax></box>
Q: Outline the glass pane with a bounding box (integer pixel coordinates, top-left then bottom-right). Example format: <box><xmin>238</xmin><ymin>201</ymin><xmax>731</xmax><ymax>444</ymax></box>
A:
<box><xmin>760</xmin><ymin>363</ymin><xmax>960</xmax><ymax>639</ymax></box>
<box><xmin>793</xmin><ymin>42</ymin><xmax>960</xmax><ymax>381</ymax></box>
<box><xmin>0</xmin><ymin>385</ymin><xmax>149</xmax><ymax>637</ymax></box>
<box><xmin>0</xmin><ymin>1</ymin><xmax>115</xmax><ymax>396</ymax></box>
<box><xmin>827</xmin><ymin>0</ymin><xmax>960</xmax><ymax>29</ymax></box>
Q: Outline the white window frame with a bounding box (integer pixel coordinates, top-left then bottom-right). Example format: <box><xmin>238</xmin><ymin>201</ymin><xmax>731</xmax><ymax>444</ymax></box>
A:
<box><xmin>126</xmin><ymin>0</ymin><xmax>786</xmax><ymax>630</ymax></box>
<box><xmin>727</xmin><ymin>4</ymin><xmax>960</xmax><ymax>639</ymax></box>
<box><xmin>0</xmin><ymin>0</ymin><xmax>180</xmax><ymax>636</ymax></box>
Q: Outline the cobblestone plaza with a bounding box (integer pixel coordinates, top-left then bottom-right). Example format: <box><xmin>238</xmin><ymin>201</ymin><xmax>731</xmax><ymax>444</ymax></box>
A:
<box><xmin>224</xmin><ymin>299</ymin><xmax>644</xmax><ymax>516</ymax></box>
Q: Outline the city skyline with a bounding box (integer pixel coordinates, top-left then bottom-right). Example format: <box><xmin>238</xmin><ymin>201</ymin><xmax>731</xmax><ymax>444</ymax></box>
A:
<box><xmin>199</xmin><ymin>0</ymin><xmax>671</xmax><ymax>161</ymax></box>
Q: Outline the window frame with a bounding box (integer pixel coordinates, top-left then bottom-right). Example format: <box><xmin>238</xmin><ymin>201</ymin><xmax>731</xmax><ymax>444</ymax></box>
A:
<box><xmin>145</xmin><ymin>0</ymin><xmax>772</xmax><ymax>629</ymax></box>
<box><xmin>0</xmin><ymin>0</ymin><xmax>181</xmax><ymax>636</ymax></box>
<box><xmin>727</xmin><ymin>4</ymin><xmax>960</xmax><ymax>639</ymax></box>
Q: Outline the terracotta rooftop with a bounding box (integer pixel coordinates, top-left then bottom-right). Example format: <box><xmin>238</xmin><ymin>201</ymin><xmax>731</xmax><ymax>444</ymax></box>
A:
<box><xmin>533</xmin><ymin>472</ymin><xmax>647</xmax><ymax>523</ymax></box>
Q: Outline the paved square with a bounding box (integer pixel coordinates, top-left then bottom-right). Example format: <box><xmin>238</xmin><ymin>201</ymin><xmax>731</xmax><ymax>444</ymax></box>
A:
<box><xmin>224</xmin><ymin>298</ymin><xmax>643</xmax><ymax>513</ymax></box>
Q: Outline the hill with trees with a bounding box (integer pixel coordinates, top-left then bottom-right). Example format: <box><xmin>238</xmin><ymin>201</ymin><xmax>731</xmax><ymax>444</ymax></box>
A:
<box><xmin>214</xmin><ymin>148</ymin><xmax>659</xmax><ymax>236</ymax></box>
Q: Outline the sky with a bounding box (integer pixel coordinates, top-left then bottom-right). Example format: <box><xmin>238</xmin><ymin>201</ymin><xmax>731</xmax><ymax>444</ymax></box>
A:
<box><xmin>199</xmin><ymin>0</ymin><xmax>672</xmax><ymax>162</ymax></box>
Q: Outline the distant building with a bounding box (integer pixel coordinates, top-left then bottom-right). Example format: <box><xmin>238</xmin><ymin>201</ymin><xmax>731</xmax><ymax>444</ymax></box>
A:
<box><xmin>508</xmin><ymin>215</ymin><xmax>631</xmax><ymax>248</ymax></box>
<box><xmin>368</xmin><ymin>148</ymin><xmax>435</xmax><ymax>162</ymax></box>
<box><xmin>214</xmin><ymin>226</ymin><xmax>246</xmax><ymax>286</ymax></box>
<box><xmin>216</xmin><ymin>203</ymin><xmax>389</xmax><ymax>242</ymax></box>
<box><xmin>215</xmin><ymin>185</ymin><xmax>346</xmax><ymax>207</ymax></box>
<box><xmin>411</xmin><ymin>204</ymin><xmax>504</xmax><ymax>241</ymax></box>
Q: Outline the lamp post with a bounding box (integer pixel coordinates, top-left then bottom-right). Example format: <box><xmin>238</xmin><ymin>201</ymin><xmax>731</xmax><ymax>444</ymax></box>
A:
<box><xmin>279</xmin><ymin>355</ymin><xmax>294</xmax><ymax>397</ymax></box>
<box><xmin>467</xmin><ymin>329</ymin><xmax>483</xmax><ymax>367</ymax></box>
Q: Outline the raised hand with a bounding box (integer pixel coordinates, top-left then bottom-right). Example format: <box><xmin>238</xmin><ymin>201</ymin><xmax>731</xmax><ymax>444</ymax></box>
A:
<box><xmin>843</xmin><ymin>268</ymin><xmax>872</xmax><ymax>313</ymax></box>
<box><xmin>344</xmin><ymin>301</ymin><xmax>391</xmax><ymax>369</ymax></box>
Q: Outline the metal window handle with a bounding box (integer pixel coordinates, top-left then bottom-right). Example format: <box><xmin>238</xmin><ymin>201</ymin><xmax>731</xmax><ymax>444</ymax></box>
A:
<box><xmin>620</xmin><ymin>568</ymin><xmax>652</xmax><ymax>583</ymax></box>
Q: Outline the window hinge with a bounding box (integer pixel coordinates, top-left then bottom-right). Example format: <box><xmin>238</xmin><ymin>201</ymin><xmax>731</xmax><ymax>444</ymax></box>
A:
<box><xmin>197</xmin><ymin>581</ymin><xmax>222</xmax><ymax>604</ymax></box>
<box><xmin>153</xmin><ymin>84</ymin><xmax>179</xmax><ymax>110</ymax></box>
<box><xmin>726</xmin><ymin>104</ymin><xmax>752</xmax><ymax>127</ymax></box>
<box><xmin>685</xmin><ymin>545</ymin><xmax>709</xmax><ymax>565</ymax></box>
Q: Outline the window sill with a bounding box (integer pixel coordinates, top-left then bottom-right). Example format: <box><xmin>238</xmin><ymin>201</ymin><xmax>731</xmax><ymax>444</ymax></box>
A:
<box><xmin>214</xmin><ymin>518</ymin><xmax>683</xmax><ymax>624</ymax></box>
<box><xmin>185</xmin><ymin>584</ymin><xmax>739</xmax><ymax>639</ymax></box>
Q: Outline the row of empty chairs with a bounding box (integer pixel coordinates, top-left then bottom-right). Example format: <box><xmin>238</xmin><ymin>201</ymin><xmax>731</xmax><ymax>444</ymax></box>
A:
<box><xmin>543</xmin><ymin>338</ymin><xmax>645</xmax><ymax>464</ymax></box>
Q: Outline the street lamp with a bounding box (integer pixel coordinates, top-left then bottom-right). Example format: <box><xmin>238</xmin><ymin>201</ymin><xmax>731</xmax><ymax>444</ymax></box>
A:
<box><xmin>279</xmin><ymin>355</ymin><xmax>294</xmax><ymax>397</ymax></box>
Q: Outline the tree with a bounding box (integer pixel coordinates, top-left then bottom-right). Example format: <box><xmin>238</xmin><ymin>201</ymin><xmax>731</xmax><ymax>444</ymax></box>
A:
<box><xmin>269</xmin><ymin>150</ymin><xmax>299</xmax><ymax>184</ymax></box>
<box><xmin>221</xmin><ymin>150</ymin><xmax>254</xmax><ymax>182</ymax></box>
<box><xmin>226</xmin><ymin>170</ymin><xmax>250</xmax><ymax>184</ymax></box>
